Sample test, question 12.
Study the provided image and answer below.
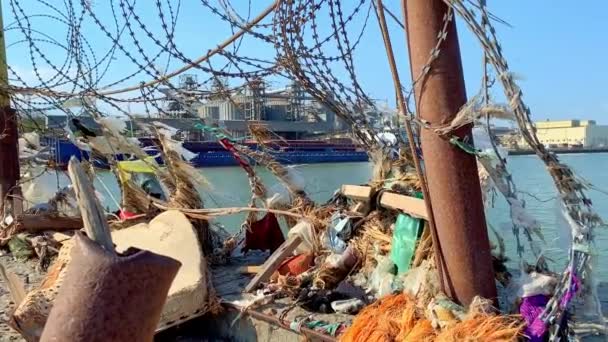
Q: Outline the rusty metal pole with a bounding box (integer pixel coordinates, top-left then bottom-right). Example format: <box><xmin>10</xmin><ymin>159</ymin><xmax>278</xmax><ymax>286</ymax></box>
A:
<box><xmin>403</xmin><ymin>0</ymin><xmax>496</xmax><ymax>305</ymax></box>
<box><xmin>0</xmin><ymin>1</ymin><xmax>21</xmax><ymax>216</ymax></box>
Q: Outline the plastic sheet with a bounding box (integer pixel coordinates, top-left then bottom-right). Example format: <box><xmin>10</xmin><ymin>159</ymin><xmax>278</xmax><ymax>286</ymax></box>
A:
<box><xmin>19</xmin><ymin>132</ymin><xmax>42</xmax><ymax>159</ymax></box>
<box><xmin>267</xmin><ymin>166</ymin><xmax>306</xmax><ymax>207</ymax></box>
<box><xmin>390</xmin><ymin>214</ymin><xmax>423</xmax><ymax>274</ymax></box>
<box><xmin>324</xmin><ymin>212</ymin><xmax>350</xmax><ymax>253</ymax></box>
<box><xmin>473</xmin><ymin>127</ymin><xmax>507</xmax><ymax>159</ymax></box>
<box><xmin>287</xmin><ymin>220</ymin><xmax>316</xmax><ymax>255</ymax></box>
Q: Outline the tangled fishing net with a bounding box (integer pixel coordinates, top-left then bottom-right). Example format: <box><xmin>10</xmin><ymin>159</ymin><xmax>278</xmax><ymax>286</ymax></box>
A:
<box><xmin>340</xmin><ymin>293</ymin><xmax>523</xmax><ymax>342</ymax></box>
<box><xmin>1</xmin><ymin>0</ymin><xmax>605</xmax><ymax>340</ymax></box>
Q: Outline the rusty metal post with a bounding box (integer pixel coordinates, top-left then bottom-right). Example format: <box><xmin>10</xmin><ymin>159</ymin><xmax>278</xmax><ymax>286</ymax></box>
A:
<box><xmin>40</xmin><ymin>233</ymin><xmax>181</xmax><ymax>342</ymax></box>
<box><xmin>0</xmin><ymin>107</ymin><xmax>20</xmax><ymax>211</ymax></box>
<box><xmin>403</xmin><ymin>0</ymin><xmax>497</xmax><ymax>305</ymax></box>
<box><xmin>0</xmin><ymin>1</ymin><xmax>21</xmax><ymax>216</ymax></box>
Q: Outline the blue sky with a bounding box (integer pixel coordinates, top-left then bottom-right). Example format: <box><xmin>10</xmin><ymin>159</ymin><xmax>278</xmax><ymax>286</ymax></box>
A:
<box><xmin>3</xmin><ymin>0</ymin><xmax>607</xmax><ymax>123</ymax></box>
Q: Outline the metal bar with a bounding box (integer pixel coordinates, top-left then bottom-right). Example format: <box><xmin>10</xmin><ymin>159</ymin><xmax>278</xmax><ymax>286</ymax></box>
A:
<box><xmin>223</xmin><ymin>303</ymin><xmax>338</xmax><ymax>342</ymax></box>
<box><xmin>402</xmin><ymin>0</ymin><xmax>497</xmax><ymax>306</ymax></box>
<box><xmin>0</xmin><ymin>108</ymin><xmax>19</xmax><ymax>214</ymax></box>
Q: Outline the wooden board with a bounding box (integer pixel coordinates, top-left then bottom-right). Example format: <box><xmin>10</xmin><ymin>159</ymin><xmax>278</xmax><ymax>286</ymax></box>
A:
<box><xmin>340</xmin><ymin>185</ymin><xmax>372</xmax><ymax>202</ymax></box>
<box><xmin>16</xmin><ymin>215</ymin><xmax>83</xmax><ymax>232</ymax></box>
<box><xmin>0</xmin><ymin>263</ymin><xmax>27</xmax><ymax>306</ymax></box>
<box><xmin>67</xmin><ymin>157</ymin><xmax>115</xmax><ymax>254</ymax></box>
<box><xmin>244</xmin><ymin>236</ymin><xmax>302</xmax><ymax>293</ymax></box>
<box><xmin>379</xmin><ymin>192</ymin><xmax>428</xmax><ymax>220</ymax></box>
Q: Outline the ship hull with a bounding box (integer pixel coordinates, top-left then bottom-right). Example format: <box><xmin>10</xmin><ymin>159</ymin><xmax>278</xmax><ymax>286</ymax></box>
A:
<box><xmin>49</xmin><ymin>139</ymin><xmax>369</xmax><ymax>168</ymax></box>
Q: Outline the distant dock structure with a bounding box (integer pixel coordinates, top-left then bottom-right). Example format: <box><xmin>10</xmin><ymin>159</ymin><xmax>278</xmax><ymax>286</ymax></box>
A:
<box><xmin>519</xmin><ymin>119</ymin><xmax>608</xmax><ymax>149</ymax></box>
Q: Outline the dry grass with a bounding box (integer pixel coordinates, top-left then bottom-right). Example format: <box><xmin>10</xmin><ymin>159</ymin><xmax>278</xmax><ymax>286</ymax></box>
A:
<box><xmin>350</xmin><ymin>212</ymin><xmax>395</xmax><ymax>272</ymax></box>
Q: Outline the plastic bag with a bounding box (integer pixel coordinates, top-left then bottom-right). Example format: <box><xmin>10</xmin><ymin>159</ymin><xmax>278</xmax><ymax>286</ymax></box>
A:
<box><xmin>369</xmin><ymin>255</ymin><xmax>396</xmax><ymax>298</ymax></box>
<box><xmin>390</xmin><ymin>214</ymin><xmax>423</xmax><ymax>274</ymax></box>
<box><xmin>324</xmin><ymin>212</ymin><xmax>349</xmax><ymax>253</ymax></box>
<box><xmin>400</xmin><ymin>259</ymin><xmax>439</xmax><ymax>296</ymax></box>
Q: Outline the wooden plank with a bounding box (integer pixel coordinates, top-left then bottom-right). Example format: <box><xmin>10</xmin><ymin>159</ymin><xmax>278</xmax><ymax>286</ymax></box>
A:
<box><xmin>0</xmin><ymin>262</ymin><xmax>27</xmax><ymax>306</ymax></box>
<box><xmin>16</xmin><ymin>215</ymin><xmax>83</xmax><ymax>232</ymax></box>
<box><xmin>380</xmin><ymin>192</ymin><xmax>428</xmax><ymax>220</ymax></box>
<box><xmin>244</xmin><ymin>236</ymin><xmax>302</xmax><ymax>293</ymax></box>
<box><xmin>340</xmin><ymin>185</ymin><xmax>372</xmax><ymax>202</ymax></box>
<box><xmin>67</xmin><ymin>157</ymin><xmax>115</xmax><ymax>254</ymax></box>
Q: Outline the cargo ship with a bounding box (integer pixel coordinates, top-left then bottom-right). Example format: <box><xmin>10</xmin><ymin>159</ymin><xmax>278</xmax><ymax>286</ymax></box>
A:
<box><xmin>49</xmin><ymin>137</ymin><xmax>369</xmax><ymax>169</ymax></box>
<box><xmin>42</xmin><ymin>78</ymin><xmax>381</xmax><ymax>168</ymax></box>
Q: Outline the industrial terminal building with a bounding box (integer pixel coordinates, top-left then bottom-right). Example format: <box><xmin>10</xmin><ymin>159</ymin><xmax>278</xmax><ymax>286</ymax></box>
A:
<box><xmin>43</xmin><ymin>76</ymin><xmax>387</xmax><ymax>141</ymax></box>
<box><xmin>197</xmin><ymin>82</ymin><xmax>341</xmax><ymax>139</ymax></box>
<box><xmin>522</xmin><ymin>120</ymin><xmax>608</xmax><ymax>148</ymax></box>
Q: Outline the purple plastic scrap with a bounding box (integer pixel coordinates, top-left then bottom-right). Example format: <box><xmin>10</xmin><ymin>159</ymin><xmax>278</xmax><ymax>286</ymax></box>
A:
<box><xmin>520</xmin><ymin>294</ymin><xmax>550</xmax><ymax>341</ymax></box>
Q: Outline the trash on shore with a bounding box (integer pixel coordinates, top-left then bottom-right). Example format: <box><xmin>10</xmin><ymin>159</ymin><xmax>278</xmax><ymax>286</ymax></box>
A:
<box><xmin>0</xmin><ymin>1</ymin><xmax>606</xmax><ymax>341</ymax></box>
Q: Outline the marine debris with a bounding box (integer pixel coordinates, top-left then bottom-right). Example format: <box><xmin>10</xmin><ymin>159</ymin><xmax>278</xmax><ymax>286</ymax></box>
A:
<box><xmin>0</xmin><ymin>0</ymin><xmax>605</xmax><ymax>341</ymax></box>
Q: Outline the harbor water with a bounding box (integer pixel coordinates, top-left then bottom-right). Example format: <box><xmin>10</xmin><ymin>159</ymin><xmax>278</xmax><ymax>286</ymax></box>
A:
<box><xmin>29</xmin><ymin>153</ymin><xmax>608</xmax><ymax>280</ymax></box>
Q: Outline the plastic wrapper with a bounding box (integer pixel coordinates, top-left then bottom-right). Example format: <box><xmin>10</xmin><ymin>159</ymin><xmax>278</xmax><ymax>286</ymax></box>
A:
<box><xmin>331</xmin><ymin>298</ymin><xmax>365</xmax><ymax>314</ymax></box>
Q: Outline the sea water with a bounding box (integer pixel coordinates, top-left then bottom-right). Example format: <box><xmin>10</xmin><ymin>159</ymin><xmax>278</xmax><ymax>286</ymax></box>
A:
<box><xmin>32</xmin><ymin>153</ymin><xmax>608</xmax><ymax>280</ymax></box>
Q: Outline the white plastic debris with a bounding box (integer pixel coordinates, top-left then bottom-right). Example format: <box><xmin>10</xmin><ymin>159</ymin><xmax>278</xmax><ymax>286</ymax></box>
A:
<box><xmin>331</xmin><ymin>298</ymin><xmax>365</xmax><ymax>314</ymax></box>
<box><xmin>369</xmin><ymin>255</ymin><xmax>396</xmax><ymax>298</ymax></box>
<box><xmin>97</xmin><ymin>116</ymin><xmax>128</xmax><ymax>133</ymax></box>
<box><xmin>287</xmin><ymin>220</ymin><xmax>316</xmax><ymax>255</ymax></box>
<box><xmin>510</xmin><ymin>271</ymin><xmax>557</xmax><ymax>298</ymax></box>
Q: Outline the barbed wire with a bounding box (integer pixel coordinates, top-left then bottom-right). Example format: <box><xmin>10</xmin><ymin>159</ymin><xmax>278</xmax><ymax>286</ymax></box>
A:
<box><xmin>446</xmin><ymin>0</ymin><xmax>604</xmax><ymax>337</ymax></box>
<box><xmin>5</xmin><ymin>3</ymin><xmax>602</xmax><ymax>335</ymax></box>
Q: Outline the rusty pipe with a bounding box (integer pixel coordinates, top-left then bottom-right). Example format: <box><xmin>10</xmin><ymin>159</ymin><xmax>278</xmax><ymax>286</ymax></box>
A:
<box><xmin>41</xmin><ymin>232</ymin><xmax>181</xmax><ymax>342</ymax></box>
<box><xmin>402</xmin><ymin>0</ymin><xmax>497</xmax><ymax>306</ymax></box>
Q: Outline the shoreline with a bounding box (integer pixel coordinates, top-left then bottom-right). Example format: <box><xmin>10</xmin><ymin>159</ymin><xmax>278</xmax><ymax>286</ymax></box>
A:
<box><xmin>508</xmin><ymin>148</ymin><xmax>608</xmax><ymax>156</ymax></box>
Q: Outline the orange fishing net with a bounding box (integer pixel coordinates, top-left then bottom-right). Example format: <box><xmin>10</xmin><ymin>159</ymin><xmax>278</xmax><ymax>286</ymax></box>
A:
<box><xmin>434</xmin><ymin>314</ymin><xmax>523</xmax><ymax>341</ymax></box>
<box><xmin>340</xmin><ymin>293</ymin><xmax>434</xmax><ymax>342</ymax></box>
<box><xmin>340</xmin><ymin>293</ymin><xmax>523</xmax><ymax>342</ymax></box>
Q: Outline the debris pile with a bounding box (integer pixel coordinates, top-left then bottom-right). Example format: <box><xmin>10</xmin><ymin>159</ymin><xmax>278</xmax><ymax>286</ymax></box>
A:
<box><xmin>0</xmin><ymin>0</ymin><xmax>605</xmax><ymax>341</ymax></box>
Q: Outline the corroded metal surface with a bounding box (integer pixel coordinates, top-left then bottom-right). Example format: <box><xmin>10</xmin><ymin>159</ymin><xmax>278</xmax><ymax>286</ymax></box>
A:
<box><xmin>40</xmin><ymin>232</ymin><xmax>180</xmax><ymax>342</ymax></box>
<box><xmin>403</xmin><ymin>0</ymin><xmax>497</xmax><ymax>306</ymax></box>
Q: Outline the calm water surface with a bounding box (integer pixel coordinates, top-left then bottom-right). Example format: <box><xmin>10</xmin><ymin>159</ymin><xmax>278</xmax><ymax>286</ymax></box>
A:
<box><xmin>35</xmin><ymin>154</ymin><xmax>608</xmax><ymax>279</ymax></box>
